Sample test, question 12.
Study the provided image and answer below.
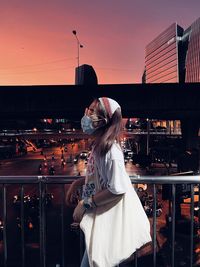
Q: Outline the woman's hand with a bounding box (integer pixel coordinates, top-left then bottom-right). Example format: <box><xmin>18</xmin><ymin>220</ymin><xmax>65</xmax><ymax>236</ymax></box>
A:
<box><xmin>66</xmin><ymin>181</ymin><xmax>80</xmax><ymax>207</ymax></box>
<box><xmin>73</xmin><ymin>200</ymin><xmax>86</xmax><ymax>223</ymax></box>
<box><xmin>66</xmin><ymin>178</ymin><xmax>85</xmax><ymax>207</ymax></box>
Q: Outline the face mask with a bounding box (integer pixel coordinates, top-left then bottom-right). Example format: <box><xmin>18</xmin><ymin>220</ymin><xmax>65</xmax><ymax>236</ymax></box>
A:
<box><xmin>81</xmin><ymin>115</ymin><xmax>96</xmax><ymax>135</ymax></box>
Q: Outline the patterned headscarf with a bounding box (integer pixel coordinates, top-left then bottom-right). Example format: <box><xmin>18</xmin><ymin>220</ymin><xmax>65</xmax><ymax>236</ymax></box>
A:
<box><xmin>98</xmin><ymin>97</ymin><xmax>121</xmax><ymax>119</ymax></box>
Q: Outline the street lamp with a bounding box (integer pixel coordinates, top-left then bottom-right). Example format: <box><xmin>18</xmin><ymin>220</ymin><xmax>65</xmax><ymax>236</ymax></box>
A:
<box><xmin>72</xmin><ymin>30</ymin><xmax>83</xmax><ymax>68</ymax></box>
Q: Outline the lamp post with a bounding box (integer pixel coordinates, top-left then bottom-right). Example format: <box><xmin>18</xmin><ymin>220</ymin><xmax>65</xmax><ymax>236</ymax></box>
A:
<box><xmin>72</xmin><ymin>30</ymin><xmax>83</xmax><ymax>68</ymax></box>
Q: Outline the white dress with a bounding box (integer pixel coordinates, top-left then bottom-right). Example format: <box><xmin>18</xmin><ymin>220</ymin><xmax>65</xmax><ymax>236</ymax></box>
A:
<box><xmin>80</xmin><ymin>143</ymin><xmax>151</xmax><ymax>267</ymax></box>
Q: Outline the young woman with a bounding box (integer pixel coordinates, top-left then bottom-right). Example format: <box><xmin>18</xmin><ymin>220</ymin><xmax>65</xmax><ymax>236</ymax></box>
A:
<box><xmin>66</xmin><ymin>97</ymin><xmax>151</xmax><ymax>267</ymax></box>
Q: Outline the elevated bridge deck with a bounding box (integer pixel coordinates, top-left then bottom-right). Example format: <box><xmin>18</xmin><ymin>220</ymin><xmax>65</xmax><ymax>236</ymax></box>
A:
<box><xmin>0</xmin><ymin>83</ymin><xmax>200</xmax><ymax>120</ymax></box>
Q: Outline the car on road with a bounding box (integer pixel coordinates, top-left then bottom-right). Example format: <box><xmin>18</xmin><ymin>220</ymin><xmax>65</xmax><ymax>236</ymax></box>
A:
<box><xmin>79</xmin><ymin>151</ymin><xmax>89</xmax><ymax>160</ymax></box>
<box><xmin>74</xmin><ymin>151</ymin><xmax>90</xmax><ymax>164</ymax></box>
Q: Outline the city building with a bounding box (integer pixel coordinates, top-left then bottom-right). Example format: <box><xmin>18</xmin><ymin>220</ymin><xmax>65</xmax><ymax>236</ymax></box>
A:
<box><xmin>144</xmin><ymin>17</ymin><xmax>200</xmax><ymax>84</ymax></box>
<box><xmin>185</xmin><ymin>17</ymin><xmax>200</xmax><ymax>82</ymax></box>
<box><xmin>75</xmin><ymin>64</ymin><xmax>98</xmax><ymax>85</ymax></box>
<box><xmin>145</xmin><ymin>23</ymin><xmax>184</xmax><ymax>83</ymax></box>
<box><xmin>144</xmin><ymin>17</ymin><xmax>200</xmax><ymax>131</ymax></box>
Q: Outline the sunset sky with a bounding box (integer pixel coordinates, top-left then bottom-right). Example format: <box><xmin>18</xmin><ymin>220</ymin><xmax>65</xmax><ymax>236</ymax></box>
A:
<box><xmin>0</xmin><ymin>0</ymin><xmax>200</xmax><ymax>85</ymax></box>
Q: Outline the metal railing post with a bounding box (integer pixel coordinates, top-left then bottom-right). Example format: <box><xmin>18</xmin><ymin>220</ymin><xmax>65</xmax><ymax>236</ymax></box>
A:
<box><xmin>190</xmin><ymin>184</ymin><xmax>194</xmax><ymax>267</ymax></box>
<box><xmin>61</xmin><ymin>184</ymin><xmax>66</xmax><ymax>267</ymax></box>
<box><xmin>171</xmin><ymin>184</ymin><xmax>176</xmax><ymax>267</ymax></box>
<box><xmin>3</xmin><ymin>184</ymin><xmax>7</xmax><ymax>267</ymax></box>
<box><xmin>134</xmin><ymin>250</ymin><xmax>138</xmax><ymax>267</ymax></box>
<box><xmin>152</xmin><ymin>184</ymin><xmax>157</xmax><ymax>267</ymax></box>
<box><xmin>39</xmin><ymin>177</ymin><xmax>46</xmax><ymax>267</ymax></box>
<box><xmin>20</xmin><ymin>185</ymin><xmax>25</xmax><ymax>267</ymax></box>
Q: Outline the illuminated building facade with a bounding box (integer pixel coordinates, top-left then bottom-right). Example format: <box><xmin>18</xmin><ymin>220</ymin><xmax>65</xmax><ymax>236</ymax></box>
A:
<box><xmin>144</xmin><ymin>17</ymin><xmax>200</xmax><ymax>84</ymax></box>
<box><xmin>185</xmin><ymin>17</ymin><xmax>200</xmax><ymax>82</ymax></box>
<box><xmin>145</xmin><ymin>23</ymin><xmax>184</xmax><ymax>83</ymax></box>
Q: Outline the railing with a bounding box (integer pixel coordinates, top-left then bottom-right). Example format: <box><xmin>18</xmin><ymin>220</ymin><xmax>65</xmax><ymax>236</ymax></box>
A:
<box><xmin>131</xmin><ymin>175</ymin><xmax>200</xmax><ymax>267</ymax></box>
<box><xmin>0</xmin><ymin>175</ymin><xmax>200</xmax><ymax>267</ymax></box>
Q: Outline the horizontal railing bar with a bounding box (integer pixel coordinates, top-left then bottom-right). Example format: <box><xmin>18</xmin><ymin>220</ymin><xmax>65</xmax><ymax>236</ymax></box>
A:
<box><xmin>0</xmin><ymin>175</ymin><xmax>199</xmax><ymax>184</ymax></box>
<box><xmin>130</xmin><ymin>175</ymin><xmax>200</xmax><ymax>184</ymax></box>
<box><xmin>0</xmin><ymin>176</ymin><xmax>39</xmax><ymax>184</ymax></box>
<box><xmin>0</xmin><ymin>176</ymin><xmax>81</xmax><ymax>184</ymax></box>
<box><xmin>45</xmin><ymin>177</ymin><xmax>83</xmax><ymax>184</ymax></box>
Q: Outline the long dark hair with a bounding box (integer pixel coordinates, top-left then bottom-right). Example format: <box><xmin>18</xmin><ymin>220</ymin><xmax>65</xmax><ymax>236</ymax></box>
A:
<box><xmin>92</xmin><ymin>99</ymin><xmax>122</xmax><ymax>156</ymax></box>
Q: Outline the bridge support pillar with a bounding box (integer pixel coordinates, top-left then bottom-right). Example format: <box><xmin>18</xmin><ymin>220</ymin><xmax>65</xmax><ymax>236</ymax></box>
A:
<box><xmin>178</xmin><ymin>119</ymin><xmax>200</xmax><ymax>173</ymax></box>
<box><xmin>180</xmin><ymin>119</ymin><xmax>199</xmax><ymax>151</ymax></box>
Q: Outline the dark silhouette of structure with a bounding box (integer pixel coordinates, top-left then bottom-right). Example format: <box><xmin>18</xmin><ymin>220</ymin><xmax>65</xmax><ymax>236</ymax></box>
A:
<box><xmin>75</xmin><ymin>64</ymin><xmax>98</xmax><ymax>85</ymax></box>
<box><xmin>0</xmin><ymin>83</ymin><xmax>200</xmax><ymax>120</ymax></box>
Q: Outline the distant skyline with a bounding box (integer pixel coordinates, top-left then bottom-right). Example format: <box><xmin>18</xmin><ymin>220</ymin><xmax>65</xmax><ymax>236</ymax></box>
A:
<box><xmin>0</xmin><ymin>0</ymin><xmax>200</xmax><ymax>85</ymax></box>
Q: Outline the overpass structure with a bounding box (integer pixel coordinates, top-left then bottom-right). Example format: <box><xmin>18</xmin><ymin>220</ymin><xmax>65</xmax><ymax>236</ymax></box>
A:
<box><xmin>0</xmin><ymin>83</ymin><xmax>199</xmax><ymax>120</ymax></box>
<box><xmin>0</xmin><ymin>83</ymin><xmax>200</xmax><ymax>150</ymax></box>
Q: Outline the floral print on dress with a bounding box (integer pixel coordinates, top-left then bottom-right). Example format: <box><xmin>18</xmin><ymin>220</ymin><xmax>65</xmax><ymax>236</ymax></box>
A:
<box><xmin>82</xmin><ymin>150</ymin><xmax>96</xmax><ymax>199</ymax></box>
<box><xmin>82</xmin><ymin>181</ymin><xmax>96</xmax><ymax>199</ymax></box>
<box><xmin>86</xmin><ymin>152</ymin><xmax>95</xmax><ymax>177</ymax></box>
